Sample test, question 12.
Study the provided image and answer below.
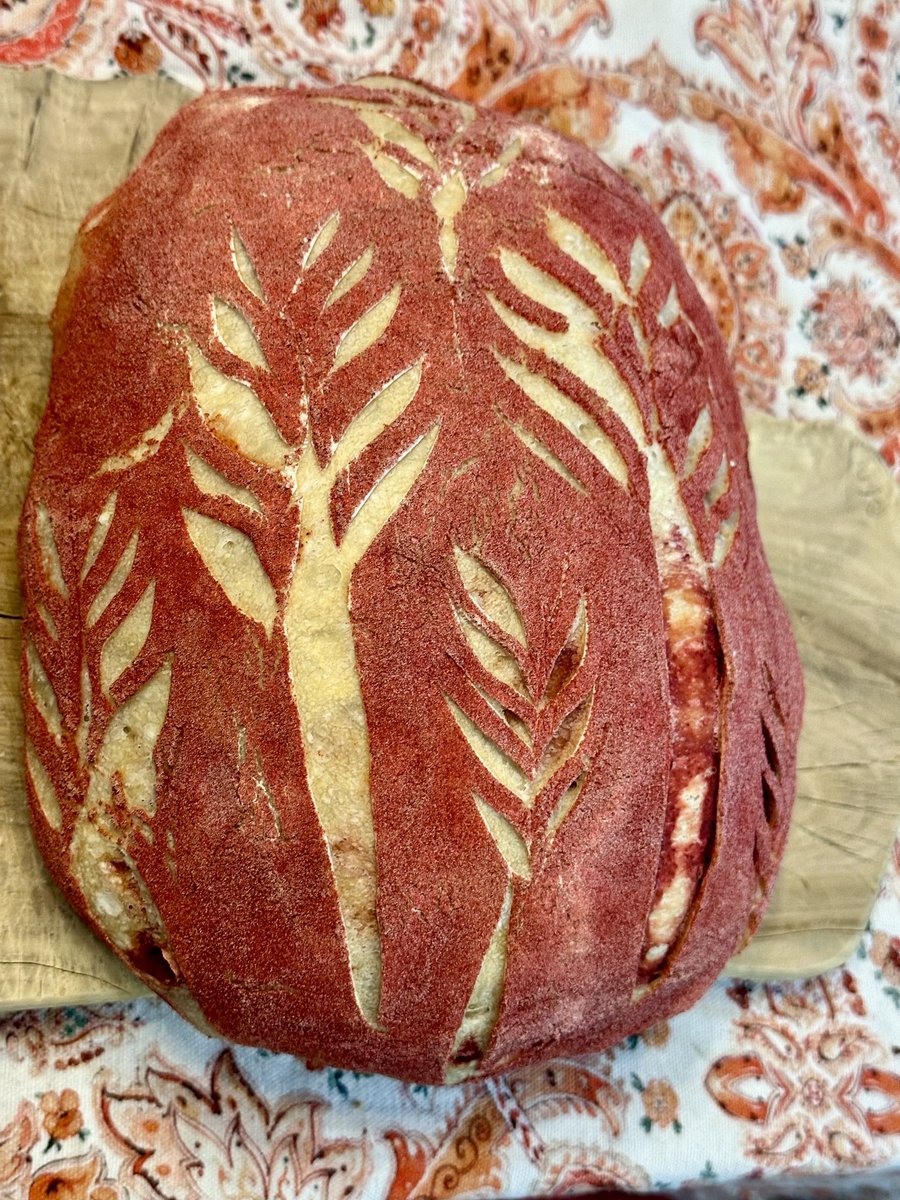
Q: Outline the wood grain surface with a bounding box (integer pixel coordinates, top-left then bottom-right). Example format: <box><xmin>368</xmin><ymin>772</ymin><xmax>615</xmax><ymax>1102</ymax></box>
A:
<box><xmin>0</xmin><ymin>68</ymin><xmax>897</xmax><ymax>1011</ymax></box>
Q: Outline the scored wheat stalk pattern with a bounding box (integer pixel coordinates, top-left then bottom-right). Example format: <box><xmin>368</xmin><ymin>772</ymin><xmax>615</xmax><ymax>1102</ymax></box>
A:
<box><xmin>178</xmin><ymin>222</ymin><xmax>440</xmax><ymax>1026</ymax></box>
<box><xmin>21</xmin><ymin>81</ymin><xmax>783</xmax><ymax>1067</ymax></box>
<box><xmin>444</xmin><ymin>553</ymin><xmax>602</xmax><ymax>1077</ymax></box>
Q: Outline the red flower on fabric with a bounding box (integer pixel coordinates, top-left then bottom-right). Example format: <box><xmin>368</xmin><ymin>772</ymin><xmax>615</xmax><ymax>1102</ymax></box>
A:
<box><xmin>113</xmin><ymin>31</ymin><xmax>163</xmax><ymax>75</ymax></box>
<box><xmin>803</xmin><ymin>281</ymin><xmax>899</xmax><ymax>383</ymax></box>
<box><xmin>641</xmin><ymin>1078</ymin><xmax>680</xmax><ymax>1129</ymax></box>
<box><xmin>871</xmin><ymin>932</ymin><xmax>900</xmax><ymax>986</ymax></box>
<box><xmin>39</xmin><ymin>1090</ymin><xmax>83</xmax><ymax>1142</ymax></box>
<box><xmin>859</xmin><ymin>16</ymin><xmax>888</xmax><ymax>51</ymax></box>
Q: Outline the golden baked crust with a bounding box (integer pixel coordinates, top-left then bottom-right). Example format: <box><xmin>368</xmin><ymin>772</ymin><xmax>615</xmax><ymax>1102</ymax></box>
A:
<box><xmin>19</xmin><ymin>77</ymin><xmax>803</xmax><ymax>1083</ymax></box>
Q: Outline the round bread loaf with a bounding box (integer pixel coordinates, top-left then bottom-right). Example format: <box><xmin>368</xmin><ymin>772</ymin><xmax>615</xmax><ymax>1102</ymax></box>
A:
<box><xmin>19</xmin><ymin>77</ymin><xmax>803</xmax><ymax>1083</ymax></box>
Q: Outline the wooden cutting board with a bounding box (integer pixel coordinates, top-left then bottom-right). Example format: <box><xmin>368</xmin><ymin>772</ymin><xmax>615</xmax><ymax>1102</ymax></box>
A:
<box><xmin>1</xmin><ymin>68</ymin><xmax>898</xmax><ymax>1012</ymax></box>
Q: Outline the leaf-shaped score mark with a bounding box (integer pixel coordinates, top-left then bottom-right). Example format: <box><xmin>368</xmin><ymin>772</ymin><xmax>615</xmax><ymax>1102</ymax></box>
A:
<box><xmin>356</xmin><ymin>106</ymin><xmax>439</xmax><ymax>171</ymax></box>
<box><xmin>81</xmin><ymin>491</ymin><xmax>117</xmax><ymax>582</ymax></box>
<box><xmin>682</xmin><ymin>407</ymin><xmax>713</xmax><ymax>480</ymax></box>
<box><xmin>474</xmin><ymin>795</ymin><xmax>531</xmax><ymax>880</ymax></box>
<box><xmin>449</xmin><ymin>795</ymin><xmax>532</xmax><ymax>1076</ymax></box>
<box><xmin>332</xmin><ymin>283</ymin><xmax>402</xmax><ymax>375</ymax></box>
<box><xmin>339</xmin><ymin>423</ymin><xmax>440</xmax><ymax>569</ymax></box>
<box><xmin>478</xmin><ymin>137</ymin><xmax>523</xmax><ymax>189</ymax></box>
<box><xmin>446</xmin><ymin>691</ymin><xmax>594</xmax><ymax>810</ymax></box>
<box><xmin>100</xmin><ymin>581</ymin><xmax>155</xmax><ymax>697</ymax></box>
<box><xmin>658</xmin><ymin>284</ymin><xmax>683</xmax><ymax>328</ymax></box>
<box><xmin>85</xmin><ymin>661</ymin><xmax>173</xmax><ymax>820</ymax></box>
<box><xmin>494</xmin><ymin>351</ymin><xmax>629</xmax><ymax>491</ymax></box>
<box><xmin>25</xmin><ymin>640</ymin><xmax>63</xmax><ymax>744</ymax></box>
<box><xmin>712</xmin><ymin>509</ymin><xmax>739</xmax><ymax>569</ymax></box>
<box><xmin>545</xmin><ymin>597</ymin><xmax>588</xmax><ymax>702</ymax></box>
<box><xmin>453</xmin><ymin>549</ymin><xmax>527</xmax><ymax>645</ymax></box>
<box><xmin>34</xmin><ymin>503</ymin><xmax>67</xmax><ymax>598</ymax></box>
<box><xmin>182</xmin><ymin>510</ymin><xmax>277</xmax><ymax>636</ymax></box>
<box><xmin>705</xmin><ymin>454</ymin><xmax>731</xmax><ymax>511</ymax></box>
<box><xmin>491</xmin><ymin>247</ymin><xmax>647</xmax><ymax>450</ymax></box>
<box><xmin>98</xmin><ymin>409</ymin><xmax>175</xmax><ymax>475</ymax></box>
<box><xmin>186</xmin><ymin>339</ymin><xmax>289</xmax><ymax>470</ymax></box>
<box><xmin>212</xmin><ymin>297</ymin><xmax>268</xmax><ymax>369</ymax></box>
<box><xmin>324</xmin><ymin>245</ymin><xmax>375</xmax><ymax>310</ymax></box>
<box><xmin>629</xmin><ymin>237</ymin><xmax>651</xmax><ymax>295</ymax></box>
<box><xmin>433</xmin><ymin>171</ymin><xmax>466</xmax><ymax>279</ymax></box>
<box><xmin>231</xmin><ymin>226</ymin><xmax>264</xmax><ymax>300</ymax></box>
<box><xmin>185</xmin><ymin>448</ymin><xmax>263</xmax><ymax>514</ymax></box>
<box><xmin>303</xmin><ymin>210</ymin><xmax>341</xmax><ymax>271</ymax></box>
<box><xmin>362</xmin><ymin>144</ymin><xmax>421</xmax><ymax>200</ymax></box>
<box><xmin>86</xmin><ymin>531</ymin><xmax>139</xmax><ymax>628</ymax></box>
<box><xmin>454</xmin><ymin>606</ymin><xmax>530</xmax><ymax>697</ymax></box>
<box><xmin>546</xmin><ymin>208</ymin><xmax>632</xmax><ymax>310</ymax></box>
<box><xmin>314</xmin><ymin>96</ymin><xmax>439</xmax><ymax>200</ymax></box>
<box><xmin>25</xmin><ymin>739</ymin><xmax>62</xmax><ymax>830</ymax></box>
<box><xmin>326</xmin><ymin>360</ymin><xmax>423</xmax><ymax>485</ymax></box>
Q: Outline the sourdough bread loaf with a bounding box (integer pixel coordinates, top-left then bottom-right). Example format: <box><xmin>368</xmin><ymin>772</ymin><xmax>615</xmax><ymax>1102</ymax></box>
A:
<box><xmin>19</xmin><ymin>77</ymin><xmax>803</xmax><ymax>1083</ymax></box>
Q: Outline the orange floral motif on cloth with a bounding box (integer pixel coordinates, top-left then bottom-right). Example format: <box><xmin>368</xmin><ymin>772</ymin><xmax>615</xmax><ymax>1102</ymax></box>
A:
<box><xmin>384</xmin><ymin>1060</ymin><xmax>650</xmax><ymax>1196</ymax></box>
<box><xmin>0</xmin><ymin>2</ymin><xmax>899</xmax><ymax>1196</ymax></box>
<box><xmin>0</xmin><ymin>1005</ymin><xmax>140</xmax><ymax>1074</ymax></box>
<box><xmin>707</xmin><ymin>975</ymin><xmax>900</xmax><ymax>1170</ymax></box>
<box><xmin>100</xmin><ymin>1050</ymin><xmax>371</xmax><ymax>1198</ymax></box>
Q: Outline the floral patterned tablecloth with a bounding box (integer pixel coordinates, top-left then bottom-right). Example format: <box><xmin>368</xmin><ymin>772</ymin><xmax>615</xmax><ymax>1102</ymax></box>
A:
<box><xmin>1</xmin><ymin>1</ymin><xmax>899</xmax><ymax>1196</ymax></box>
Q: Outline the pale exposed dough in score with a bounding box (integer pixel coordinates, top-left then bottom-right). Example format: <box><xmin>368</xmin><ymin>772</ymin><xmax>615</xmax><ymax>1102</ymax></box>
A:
<box><xmin>682</xmin><ymin>408</ymin><xmax>713</xmax><ymax>479</ymax></box>
<box><xmin>183</xmin><ymin>509</ymin><xmax>276</xmax><ymax>635</ymax></box>
<box><xmin>629</xmin><ymin>236</ymin><xmax>651</xmax><ymax>294</ymax></box>
<box><xmin>324</xmin><ymin>245</ymin><xmax>375</xmax><ymax>310</ymax></box>
<box><xmin>86</xmin><ymin>531</ymin><xmax>139</xmax><ymax>628</ymax></box>
<box><xmin>35</xmin><ymin>504</ymin><xmax>67</xmax><ymax>597</ymax></box>
<box><xmin>474</xmin><ymin>794</ymin><xmax>532</xmax><ymax>880</ymax></box>
<box><xmin>302</xmin><ymin>211</ymin><xmax>340</xmax><ymax>271</ymax></box>
<box><xmin>507</xmin><ymin>419</ymin><xmax>587</xmax><ymax>495</ymax></box>
<box><xmin>25</xmin><ymin>740</ymin><xmax>62</xmax><ymax>830</ymax></box>
<box><xmin>98</xmin><ymin>409</ymin><xmax>175</xmax><ymax>475</ymax></box>
<box><xmin>36</xmin><ymin>603</ymin><xmax>59</xmax><ymax>640</ymax></box>
<box><xmin>705</xmin><ymin>454</ymin><xmax>731</xmax><ymax>510</ymax></box>
<box><xmin>494</xmin><ymin>351</ymin><xmax>629</xmax><ymax>490</ymax></box>
<box><xmin>213</xmin><ymin>297</ymin><xmax>268</xmax><ymax>369</ymax></box>
<box><xmin>445</xmin><ymin>692</ymin><xmax>593</xmax><ymax>812</ymax></box>
<box><xmin>478</xmin><ymin>138</ymin><xmax>523</xmax><ymax>189</ymax></box>
<box><xmin>713</xmin><ymin>510</ymin><xmax>740</xmax><ymax>569</ymax></box>
<box><xmin>84</xmin><ymin>661</ymin><xmax>172</xmax><ymax>819</ymax></box>
<box><xmin>81</xmin><ymin>491</ymin><xmax>117</xmax><ymax>581</ymax></box>
<box><xmin>185</xmin><ymin>447</ymin><xmax>263</xmax><ymax>514</ymax></box>
<box><xmin>100</xmin><ymin>580</ymin><xmax>155</xmax><ymax>696</ymax></box>
<box><xmin>452</xmin><ymin>548</ymin><xmax>527</xmax><ymax>644</ymax></box>
<box><xmin>25</xmin><ymin>640</ymin><xmax>63</xmax><ymax>743</ymax></box>
<box><xmin>333</xmin><ymin>284</ymin><xmax>402</xmax><ymax>374</ymax></box>
<box><xmin>186</xmin><ymin>339</ymin><xmax>289</xmax><ymax>469</ymax></box>
<box><xmin>362</xmin><ymin>145</ymin><xmax>421</xmax><ymax>200</ymax></box>
<box><xmin>454</xmin><ymin>610</ymin><xmax>530</xmax><ymax>696</ymax></box>
<box><xmin>432</xmin><ymin>171</ymin><xmax>467</xmax><ymax>279</ymax></box>
<box><xmin>355</xmin><ymin>106</ymin><xmax>438</xmax><ymax>171</ymax></box>
<box><xmin>231</xmin><ymin>226</ymin><xmax>264</xmax><ymax>299</ymax></box>
<box><xmin>546</xmin><ymin>208</ymin><xmax>631</xmax><ymax>309</ymax></box>
<box><xmin>446</xmin><ymin>878</ymin><xmax>514</xmax><ymax>1084</ymax></box>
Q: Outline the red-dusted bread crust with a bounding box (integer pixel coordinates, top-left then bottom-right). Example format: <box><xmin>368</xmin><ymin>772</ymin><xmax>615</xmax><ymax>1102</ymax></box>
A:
<box><xmin>19</xmin><ymin>78</ymin><xmax>803</xmax><ymax>1083</ymax></box>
